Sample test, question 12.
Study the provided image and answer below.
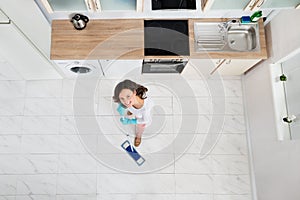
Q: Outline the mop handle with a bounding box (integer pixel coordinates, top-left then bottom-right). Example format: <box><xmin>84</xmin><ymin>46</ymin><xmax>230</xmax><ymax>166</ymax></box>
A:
<box><xmin>127</xmin><ymin>134</ymin><xmax>134</xmax><ymax>152</ymax></box>
<box><xmin>121</xmin><ymin>110</ymin><xmax>134</xmax><ymax>152</ymax></box>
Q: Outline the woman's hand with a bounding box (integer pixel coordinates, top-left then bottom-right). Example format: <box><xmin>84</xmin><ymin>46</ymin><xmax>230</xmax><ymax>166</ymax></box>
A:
<box><xmin>120</xmin><ymin>117</ymin><xmax>137</xmax><ymax>125</ymax></box>
<box><xmin>117</xmin><ymin>104</ymin><xmax>126</xmax><ymax>116</ymax></box>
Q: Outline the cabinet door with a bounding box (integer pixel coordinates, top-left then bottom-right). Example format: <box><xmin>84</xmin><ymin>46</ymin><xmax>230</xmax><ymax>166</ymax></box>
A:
<box><xmin>41</xmin><ymin>0</ymin><xmax>91</xmax><ymax>12</ymax></box>
<box><xmin>217</xmin><ymin>59</ymin><xmax>261</xmax><ymax>75</ymax></box>
<box><xmin>188</xmin><ymin>59</ymin><xmax>260</xmax><ymax>76</ymax></box>
<box><xmin>37</xmin><ymin>0</ymin><xmax>139</xmax><ymax>13</ymax></box>
<box><xmin>206</xmin><ymin>0</ymin><xmax>253</xmax><ymax>10</ymax></box>
<box><xmin>100</xmin><ymin>0</ymin><xmax>137</xmax><ymax>11</ymax></box>
<box><xmin>260</xmin><ymin>0</ymin><xmax>300</xmax><ymax>9</ymax></box>
<box><xmin>99</xmin><ymin>60</ymin><xmax>142</xmax><ymax>79</ymax></box>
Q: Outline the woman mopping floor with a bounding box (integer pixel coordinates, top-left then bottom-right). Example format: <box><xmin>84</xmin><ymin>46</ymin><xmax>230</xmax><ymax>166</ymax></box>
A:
<box><xmin>113</xmin><ymin>79</ymin><xmax>153</xmax><ymax>147</ymax></box>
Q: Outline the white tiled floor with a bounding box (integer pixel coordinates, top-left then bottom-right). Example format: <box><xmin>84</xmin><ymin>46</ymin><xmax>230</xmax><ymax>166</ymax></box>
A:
<box><xmin>0</xmin><ymin>71</ymin><xmax>252</xmax><ymax>199</ymax></box>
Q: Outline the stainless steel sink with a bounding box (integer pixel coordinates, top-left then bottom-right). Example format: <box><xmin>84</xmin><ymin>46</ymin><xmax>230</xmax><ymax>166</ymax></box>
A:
<box><xmin>227</xmin><ymin>24</ymin><xmax>257</xmax><ymax>51</ymax></box>
<box><xmin>194</xmin><ymin>21</ymin><xmax>260</xmax><ymax>52</ymax></box>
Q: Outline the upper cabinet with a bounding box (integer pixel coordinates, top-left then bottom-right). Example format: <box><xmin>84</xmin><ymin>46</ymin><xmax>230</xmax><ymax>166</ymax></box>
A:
<box><xmin>259</xmin><ymin>0</ymin><xmax>300</xmax><ymax>9</ymax></box>
<box><xmin>202</xmin><ymin>0</ymin><xmax>252</xmax><ymax>11</ymax></box>
<box><xmin>201</xmin><ymin>0</ymin><xmax>300</xmax><ymax>11</ymax></box>
<box><xmin>37</xmin><ymin>0</ymin><xmax>99</xmax><ymax>12</ymax></box>
<box><xmin>35</xmin><ymin>0</ymin><xmax>142</xmax><ymax>21</ymax></box>
<box><xmin>100</xmin><ymin>0</ymin><xmax>140</xmax><ymax>11</ymax></box>
<box><xmin>40</xmin><ymin>0</ymin><xmax>141</xmax><ymax>12</ymax></box>
<box><xmin>201</xmin><ymin>0</ymin><xmax>255</xmax><ymax>11</ymax></box>
<box><xmin>35</xmin><ymin>0</ymin><xmax>300</xmax><ymax>22</ymax></box>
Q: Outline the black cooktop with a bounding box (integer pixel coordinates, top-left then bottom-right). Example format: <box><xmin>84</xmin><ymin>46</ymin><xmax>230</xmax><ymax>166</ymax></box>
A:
<box><xmin>144</xmin><ymin>20</ymin><xmax>190</xmax><ymax>56</ymax></box>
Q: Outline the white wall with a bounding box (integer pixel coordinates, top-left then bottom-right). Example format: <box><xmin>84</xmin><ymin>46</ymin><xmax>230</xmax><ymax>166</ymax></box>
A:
<box><xmin>0</xmin><ymin>0</ymin><xmax>51</xmax><ymax>56</ymax></box>
<box><xmin>265</xmin><ymin>9</ymin><xmax>300</xmax><ymax>63</ymax></box>
<box><xmin>0</xmin><ymin>23</ymin><xmax>60</xmax><ymax>80</ymax></box>
<box><xmin>243</xmin><ymin>9</ymin><xmax>300</xmax><ymax>200</ymax></box>
<box><xmin>0</xmin><ymin>1</ymin><xmax>62</xmax><ymax>80</ymax></box>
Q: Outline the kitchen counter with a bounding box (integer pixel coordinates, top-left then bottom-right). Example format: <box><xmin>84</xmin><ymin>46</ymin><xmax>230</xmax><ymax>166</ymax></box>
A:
<box><xmin>51</xmin><ymin>19</ymin><xmax>144</xmax><ymax>60</ymax></box>
<box><xmin>51</xmin><ymin>18</ymin><xmax>267</xmax><ymax>60</ymax></box>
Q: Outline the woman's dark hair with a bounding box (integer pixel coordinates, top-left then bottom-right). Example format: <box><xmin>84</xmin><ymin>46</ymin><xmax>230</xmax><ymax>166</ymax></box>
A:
<box><xmin>113</xmin><ymin>79</ymin><xmax>148</xmax><ymax>104</ymax></box>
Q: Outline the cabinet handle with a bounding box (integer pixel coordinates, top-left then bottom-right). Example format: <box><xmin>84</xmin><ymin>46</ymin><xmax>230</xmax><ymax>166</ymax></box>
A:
<box><xmin>86</xmin><ymin>0</ymin><xmax>96</xmax><ymax>11</ymax></box>
<box><xmin>257</xmin><ymin>0</ymin><xmax>265</xmax><ymax>7</ymax></box>
<box><xmin>244</xmin><ymin>0</ymin><xmax>256</xmax><ymax>11</ymax></box>
<box><xmin>249</xmin><ymin>0</ymin><xmax>257</xmax><ymax>8</ymax></box>
<box><xmin>216</xmin><ymin>59</ymin><xmax>222</xmax><ymax>65</ymax></box>
<box><xmin>253</xmin><ymin>0</ymin><xmax>265</xmax><ymax>9</ymax></box>
<box><xmin>94</xmin><ymin>0</ymin><xmax>100</xmax><ymax>10</ymax></box>
<box><xmin>210</xmin><ymin>59</ymin><xmax>226</xmax><ymax>75</ymax></box>
<box><xmin>86</xmin><ymin>0</ymin><xmax>92</xmax><ymax>10</ymax></box>
<box><xmin>225</xmin><ymin>59</ymin><xmax>231</xmax><ymax>64</ymax></box>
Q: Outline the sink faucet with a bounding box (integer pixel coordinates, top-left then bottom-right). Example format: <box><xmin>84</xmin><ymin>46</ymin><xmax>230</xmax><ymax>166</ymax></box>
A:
<box><xmin>218</xmin><ymin>19</ymin><xmax>239</xmax><ymax>32</ymax></box>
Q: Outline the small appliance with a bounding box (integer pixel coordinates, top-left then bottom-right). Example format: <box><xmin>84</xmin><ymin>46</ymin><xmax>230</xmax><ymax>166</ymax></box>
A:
<box><xmin>70</xmin><ymin>13</ymin><xmax>89</xmax><ymax>30</ymax></box>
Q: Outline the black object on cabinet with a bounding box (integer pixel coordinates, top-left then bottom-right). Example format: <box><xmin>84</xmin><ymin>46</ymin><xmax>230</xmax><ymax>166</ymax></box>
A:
<box><xmin>152</xmin><ymin>0</ymin><xmax>196</xmax><ymax>10</ymax></box>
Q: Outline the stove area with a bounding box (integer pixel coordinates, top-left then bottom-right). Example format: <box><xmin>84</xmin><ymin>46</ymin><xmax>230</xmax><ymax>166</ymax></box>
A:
<box><xmin>144</xmin><ymin>20</ymin><xmax>190</xmax><ymax>56</ymax></box>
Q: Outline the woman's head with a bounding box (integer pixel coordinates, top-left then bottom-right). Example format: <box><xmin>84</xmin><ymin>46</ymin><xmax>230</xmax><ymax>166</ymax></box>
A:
<box><xmin>113</xmin><ymin>79</ymin><xmax>148</xmax><ymax>107</ymax></box>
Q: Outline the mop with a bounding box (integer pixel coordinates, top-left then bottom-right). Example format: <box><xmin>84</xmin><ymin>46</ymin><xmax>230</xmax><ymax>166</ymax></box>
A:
<box><xmin>118</xmin><ymin>106</ymin><xmax>145</xmax><ymax>166</ymax></box>
<box><xmin>121</xmin><ymin>138</ymin><xmax>145</xmax><ymax>166</ymax></box>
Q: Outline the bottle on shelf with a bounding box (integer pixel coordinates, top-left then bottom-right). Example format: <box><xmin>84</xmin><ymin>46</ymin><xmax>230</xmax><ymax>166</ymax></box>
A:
<box><xmin>241</xmin><ymin>16</ymin><xmax>251</xmax><ymax>24</ymax></box>
<box><xmin>250</xmin><ymin>11</ymin><xmax>262</xmax><ymax>22</ymax></box>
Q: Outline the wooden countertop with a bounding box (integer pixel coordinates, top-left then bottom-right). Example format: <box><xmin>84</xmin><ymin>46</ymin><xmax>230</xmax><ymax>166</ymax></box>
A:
<box><xmin>51</xmin><ymin>19</ymin><xmax>144</xmax><ymax>60</ymax></box>
<box><xmin>51</xmin><ymin>18</ymin><xmax>267</xmax><ymax>60</ymax></box>
<box><xmin>188</xmin><ymin>18</ymin><xmax>267</xmax><ymax>59</ymax></box>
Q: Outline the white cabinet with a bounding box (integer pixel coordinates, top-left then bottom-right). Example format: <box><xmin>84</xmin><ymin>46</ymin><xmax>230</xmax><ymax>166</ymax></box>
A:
<box><xmin>247</xmin><ymin>0</ymin><xmax>300</xmax><ymax>11</ymax></box>
<box><xmin>211</xmin><ymin>59</ymin><xmax>261</xmax><ymax>75</ymax></box>
<box><xmin>99</xmin><ymin>60</ymin><xmax>143</xmax><ymax>79</ymax></box>
<box><xmin>0</xmin><ymin>23</ymin><xmax>61</xmax><ymax>80</ymax></box>
<box><xmin>40</xmin><ymin>0</ymin><xmax>141</xmax><ymax>12</ymax></box>
<box><xmin>208</xmin><ymin>0</ymin><xmax>253</xmax><ymax>10</ymax></box>
<box><xmin>202</xmin><ymin>0</ymin><xmax>300</xmax><ymax>11</ymax></box>
<box><xmin>202</xmin><ymin>0</ymin><xmax>256</xmax><ymax>11</ymax></box>
<box><xmin>259</xmin><ymin>0</ymin><xmax>300</xmax><ymax>9</ymax></box>
<box><xmin>34</xmin><ymin>0</ymin><xmax>145</xmax><ymax>29</ymax></box>
<box><xmin>100</xmin><ymin>0</ymin><xmax>140</xmax><ymax>11</ymax></box>
<box><xmin>187</xmin><ymin>59</ymin><xmax>260</xmax><ymax>76</ymax></box>
<box><xmin>53</xmin><ymin>59</ymin><xmax>144</xmax><ymax>79</ymax></box>
<box><xmin>54</xmin><ymin>60</ymin><xmax>103</xmax><ymax>78</ymax></box>
<box><xmin>41</xmin><ymin>0</ymin><xmax>96</xmax><ymax>12</ymax></box>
